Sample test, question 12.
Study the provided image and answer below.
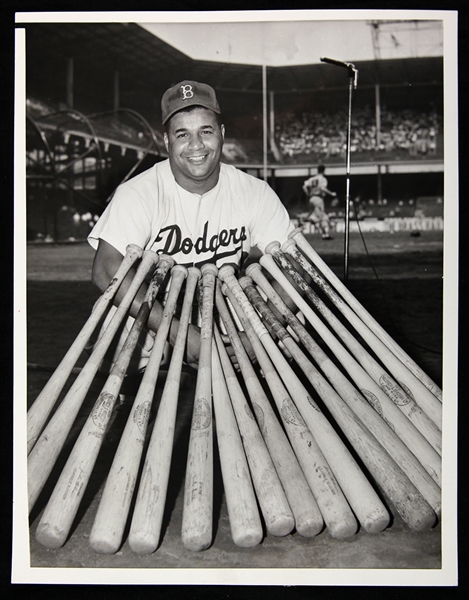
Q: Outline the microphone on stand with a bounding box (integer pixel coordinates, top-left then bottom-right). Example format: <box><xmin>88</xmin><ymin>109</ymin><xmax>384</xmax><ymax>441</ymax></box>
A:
<box><xmin>319</xmin><ymin>57</ymin><xmax>360</xmax><ymax>281</ymax></box>
<box><xmin>320</xmin><ymin>57</ymin><xmax>359</xmax><ymax>89</ymax></box>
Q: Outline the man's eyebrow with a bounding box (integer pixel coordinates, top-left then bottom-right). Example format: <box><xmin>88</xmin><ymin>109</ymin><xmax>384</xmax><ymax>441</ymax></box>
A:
<box><xmin>173</xmin><ymin>124</ymin><xmax>215</xmax><ymax>134</ymax></box>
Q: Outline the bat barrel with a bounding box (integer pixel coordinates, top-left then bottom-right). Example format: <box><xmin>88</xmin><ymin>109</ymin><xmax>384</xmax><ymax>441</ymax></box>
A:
<box><xmin>219</xmin><ymin>266</ymin><xmax>388</xmax><ymax>535</ymax></box>
<box><xmin>181</xmin><ymin>262</ymin><xmax>218</xmax><ymax>552</ymax></box>
<box><xmin>128</xmin><ymin>266</ymin><xmax>200</xmax><ymax>555</ymax></box>
<box><xmin>215</xmin><ymin>283</ymin><xmax>323</xmax><ymax>538</ymax></box>
<box><xmin>28</xmin><ymin>250</ymin><xmax>160</xmax><ymax>513</ymax></box>
<box><xmin>280</xmin><ymin>238</ymin><xmax>442</xmax><ymax>432</ymax></box>
<box><xmin>288</xmin><ymin>228</ymin><xmax>442</xmax><ymax>401</ymax></box>
<box><xmin>259</xmin><ymin>250</ymin><xmax>442</xmax><ymax>488</ymax></box>
<box><xmin>27</xmin><ymin>244</ymin><xmax>143</xmax><ymax>454</ymax></box>
<box><xmin>89</xmin><ymin>260</ymin><xmax>184</xmax><ymax>554</ymax></box>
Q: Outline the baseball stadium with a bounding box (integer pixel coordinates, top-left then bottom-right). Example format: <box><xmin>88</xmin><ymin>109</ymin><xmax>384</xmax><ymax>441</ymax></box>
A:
<box><xmin>15</xmin><ymin>15</ymin><xmax>457</xmax><ymax>585</ymax></box>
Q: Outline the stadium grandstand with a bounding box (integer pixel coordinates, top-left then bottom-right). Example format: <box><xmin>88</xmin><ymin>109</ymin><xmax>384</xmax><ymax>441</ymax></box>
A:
<box><xmin>24</xmin><ymin>21</ymin><xmax>444</xmax><ymax>242</ymax></box>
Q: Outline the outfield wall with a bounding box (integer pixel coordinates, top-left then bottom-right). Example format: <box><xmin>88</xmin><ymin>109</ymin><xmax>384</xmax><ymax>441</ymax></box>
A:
<box><xmin>296</xmin><ymin>216</ymin><xmax>444</xmax><ymax>235</ymax></box>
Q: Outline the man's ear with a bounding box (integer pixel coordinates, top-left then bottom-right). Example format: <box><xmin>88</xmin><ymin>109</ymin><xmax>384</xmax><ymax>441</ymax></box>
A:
<box><xmin>220</xmin><ymin>124</ymin><xmax>225</xmax><ymax>140</ymax></box>
<box><xmin>163</xmin><ymin>132</ymin><xmax>169</xmax><ymax>152</ymax></box>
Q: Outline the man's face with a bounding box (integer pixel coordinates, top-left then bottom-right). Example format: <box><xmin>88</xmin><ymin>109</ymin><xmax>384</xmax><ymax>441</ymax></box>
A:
<box><xmin>164</xmin><ymin>107</ymin><xmax>225</xmax><ymax>192</ymax></box>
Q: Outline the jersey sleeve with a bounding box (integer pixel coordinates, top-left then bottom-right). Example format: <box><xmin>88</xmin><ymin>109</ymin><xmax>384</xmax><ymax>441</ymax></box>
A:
<box><xmin>88</xmin><ymin>184</ymin><xmax>153</xmax><ymax>256</ymax></box>
<box><xmin>249</xmin><ymin>183</ymin><xmax>294</xmax><ymax>254</ymax></box>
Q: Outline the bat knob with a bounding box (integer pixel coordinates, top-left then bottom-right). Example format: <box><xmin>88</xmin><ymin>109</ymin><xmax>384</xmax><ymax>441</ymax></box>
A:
<box><xmin>157</xmin><ymin>253</ymin><xmax>175</xmax><ymax>267</ymax></box>
<box><xmin>142</xmin><ymin>250</ymin><xmax>160</xmax><ymax>266</ymax></box>
<box><xmin>288</xmin><ymin>227</ymin><xmax>303</xmax><ymax>239</ymax></box>
<box><xmin>187</xmin><ymin>266</ymin><xmax>202</xmax><ymax>280</ymax></box>
<box><xmin>125</xmin><ymin>244</ymin><xmax>143</xmax><ymax>258</ymax></box>
<box><xmin>258</xmin><ymin>254</ymin><xmax>273</xmax><ymax>268</ymax></box>
<box><xmin>281</xmin><ymin>239</ymin><xmax>296</xmax><ymax>253</ymax></box>
<box><xmin>200</xmin><ymin>262</ymin><xmax>218</xmax><ymax>276</ymax></box>
<box><xmin>218</xmin><ymin>264</ymin><xmax>235</xmax><ymax>282</ymax></box>
<box><xmin>171</xmin><ymin>264</ymin><xmax>188</xmax><ymax>278</ymax></box>
<box><xmin>264</xmin><ymin>241</ymin><xmax>281</xmax><ymax>255</ymax></box>
<box><xmin>238</xmin><ymin>276</ymin><xmax>252</xmax><ymax>289</ymax></box>
<box><xmin>245</xmin><ymin>262</ymin><xmax>261</xmax><ymax>278</ymax></box>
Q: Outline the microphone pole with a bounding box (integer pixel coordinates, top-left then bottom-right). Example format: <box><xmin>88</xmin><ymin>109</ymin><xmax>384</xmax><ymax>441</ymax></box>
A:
<box><xmin>320</xmin><ymin>57</ymin><xmax>359</xmax><ymax>283</ymax></box>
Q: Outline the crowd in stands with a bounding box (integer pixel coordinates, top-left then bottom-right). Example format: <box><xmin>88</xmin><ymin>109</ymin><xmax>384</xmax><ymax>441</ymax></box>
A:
<box><xmin>275</xmin><ymin>105</ymin><xmax>441</xmax><ymax>160</ymax></box>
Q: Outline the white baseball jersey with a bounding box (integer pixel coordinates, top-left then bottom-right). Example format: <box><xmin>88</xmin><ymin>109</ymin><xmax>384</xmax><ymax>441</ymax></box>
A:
<box><xmin>304</xmin><ymin>173</ymin><xmax>328</xmax><ymax>198</ymax></box>
<box><xmin>88</xmin><ymin>159</ymin><xmax>293</xmax><ymax>370</ymax></box>
<box><xmin>89</xmin><ymin>159</ymin><xmax>293</xmax><ymax>268</ymax></box>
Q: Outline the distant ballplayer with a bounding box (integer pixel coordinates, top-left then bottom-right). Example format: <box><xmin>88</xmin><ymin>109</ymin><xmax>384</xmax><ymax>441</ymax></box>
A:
<box><xmin>88</xmin><ymin>80</ymin><xmax>295</xmax><ymax>369</ymax></box>
<box><xmin>302</xmin><ymin>165</ymin><xmax>337</xmax><ymax>240</ymax></box>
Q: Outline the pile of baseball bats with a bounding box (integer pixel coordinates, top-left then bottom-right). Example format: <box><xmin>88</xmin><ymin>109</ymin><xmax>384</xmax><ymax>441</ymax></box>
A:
<box><xmin>27</xmin><ymin>227</ymin><xmax>442</xmax><ymax>554</ymax></box>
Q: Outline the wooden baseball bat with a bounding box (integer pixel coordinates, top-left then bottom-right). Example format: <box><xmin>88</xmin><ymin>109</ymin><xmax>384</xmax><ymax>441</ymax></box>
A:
<box><xmin>279</xmin><ymin>239</ymin><xmax>443</xmax><ymax>435</ymax></box>
<box><xmin>181</xmin><ymin>263</ymin><xmax>218</xmax><ymax>552</ymax></box>
<box><xmin>217</xmin><ymin>284</ymin><xmax>365</xmax><ymax>539</ymax></box>
<box><xmin>210</xmin><ymin>342</ymin><xmax>264</xmax><ymax>546</ymax></box>
<box><xmin>213</xmin><ymin>324</ymin><xmax>296</xmax><ymax>537</ymax></box>
<box><xmin>27</xmin><ymin>244</ymin><xmax>143</xmax><ymax>454</ymax></box>
<box><xmin>127</xmin><ymin>267</ymin><xmax>200</xmax><ymax>555</ymax></box>
<box><xmin>28</xmin><ymin>250</ymin><xmax>160</xmax><ymax>512</ymax></box>
<box><xmin>215</xmin><ymin>283</ymin><xmax>324</xmax><ymax>537</ymax></box>
<box><xmin>34</xmin><ymin>255</ymin><xmax>175</xmax><ymax>549</ymax></box>
<box><xmin>289</xmin><ymin>228</ymin><xmax>442</xmax><ymax>401</ymax></box>
<box><xmin>246</xmin><ymin>262</ymin><xmax>441</xmax><ymax>516</ymax></box>
<box><xmin>259</xmin><ymin>252</ymin><xmax>442</xmax><ymax>486</ymax></box>
<box><xmin>89</xmin><ymin>264</ymin><xmax>186</xmax><ymax>554</ymax></box>
<box><xmin>218</xmin><ymin>265</ymin><xmax>390</xmax><ymax>534</ymax></box>
<box><xmin>216</xmin><ymin>284</ymin><xmax>358</xmax><ymax>539</ymax></box>
<box><xmin>268</xmin><ymin>241</ymin><xmax>442</xmax><ymax>433</ymax></box>
<box><xmin>240</xmin><ymin>276</ymin><xmax>437</xmax><ymax>530</ymax></box>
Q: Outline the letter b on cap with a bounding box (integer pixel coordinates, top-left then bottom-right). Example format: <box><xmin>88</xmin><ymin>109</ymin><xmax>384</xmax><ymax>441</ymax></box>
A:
<box><xmin>181</xmin><ymin>84</ymin><xmax>194</xmax><ymax>100</ymax></box>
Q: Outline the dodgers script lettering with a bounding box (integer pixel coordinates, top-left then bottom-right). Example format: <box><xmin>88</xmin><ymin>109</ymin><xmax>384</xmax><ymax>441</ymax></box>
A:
<box><xmin>154</xmin><ymin>221</ymin><xmax>247</xmax><ymax>259</ymax></box>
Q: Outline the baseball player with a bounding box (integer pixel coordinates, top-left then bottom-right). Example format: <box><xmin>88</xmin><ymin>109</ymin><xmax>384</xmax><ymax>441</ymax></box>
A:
<box><xmin>88</xmin><ymin>80</ymin><xmax>294</xmax><ymax>369</ymax></box>
<box><xmin>302</xmin><ymin>165</ymin><xmax>336</xmax><ymax>239</ymax></box>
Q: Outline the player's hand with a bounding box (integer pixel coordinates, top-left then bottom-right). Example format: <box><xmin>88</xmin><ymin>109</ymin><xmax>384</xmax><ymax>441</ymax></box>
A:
<box><xmin>184</xmin><ymin>323</ymin><xmax>201</xmax><ymax>369</ymax></box>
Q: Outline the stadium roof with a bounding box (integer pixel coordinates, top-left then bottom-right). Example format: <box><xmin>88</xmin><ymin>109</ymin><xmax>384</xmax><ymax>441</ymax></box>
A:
<box><xmin>24</xmin><ymin>21</ymin><xmax>443</xmax><ymax>99</ymax></box>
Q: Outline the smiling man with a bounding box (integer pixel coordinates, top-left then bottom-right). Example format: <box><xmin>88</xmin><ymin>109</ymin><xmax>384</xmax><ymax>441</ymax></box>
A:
<box><xmin>164</xmin><ymin>89</ymin><xmax>224</xmax><ymax>194</ymax></box>
<box><xmin>88</xmin><ymin>80</ymin><xmax>293</xmax><ymax>368</ymax></box>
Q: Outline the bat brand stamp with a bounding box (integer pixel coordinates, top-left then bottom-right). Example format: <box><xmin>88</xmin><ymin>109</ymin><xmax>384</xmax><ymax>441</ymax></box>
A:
<box><xmin>306</xmin><ymin>395</ymin><xmax>321</xmax><ymax>412</ymax></box>
<box><xmin>191</xmin><ymin>398</ymin><xmax>211</xmax><ymax>430</ymax></box>
<box><xmin>379</xmin><ymin>374</ymin><xmax>412</xmax><ymax>405</ymax></box>
<box><xmin>133</xmin><ymin>401</ymin><xmax>151</xmax><ymax>434</ymax></box>
<box><xmin>281</xmin><ymin>398</ymin><xmax>307</xmax><ymax>426</ymax></box>
<box><xmin>91</xmin><ymin>392</ymin><xmax>115</xmax><ymax>430</ymax></box>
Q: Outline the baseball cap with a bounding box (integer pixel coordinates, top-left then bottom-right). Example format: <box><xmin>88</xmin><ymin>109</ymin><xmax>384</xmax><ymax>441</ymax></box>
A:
<box><xmin>161</xmin><ymin>80</ymin><xmax>221</xmax><ymax>125</ymax></box>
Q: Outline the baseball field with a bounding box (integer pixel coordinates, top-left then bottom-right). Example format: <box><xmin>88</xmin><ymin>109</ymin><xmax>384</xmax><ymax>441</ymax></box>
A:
<box><xmin>23</xmin><ymin>229</ymin><xmax>445</xmax><ymax>574</ymax></box>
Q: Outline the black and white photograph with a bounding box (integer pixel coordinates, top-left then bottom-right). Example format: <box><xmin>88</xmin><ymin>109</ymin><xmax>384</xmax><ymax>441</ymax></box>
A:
<box><xmin>12</xmin><ymin>9</ymin><xmax>459</xmax><ymax>587</ymax></box>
